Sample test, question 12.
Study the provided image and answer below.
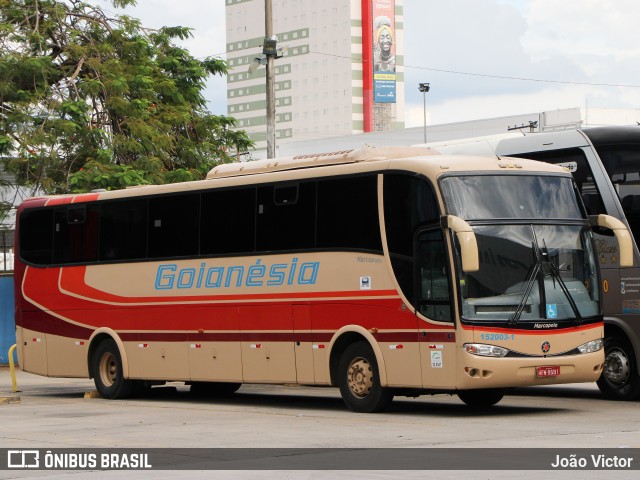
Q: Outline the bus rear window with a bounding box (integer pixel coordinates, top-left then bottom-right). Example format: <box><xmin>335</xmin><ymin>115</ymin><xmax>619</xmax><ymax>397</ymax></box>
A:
<box><xmin>19</xmin><ymin>208</ymin><xmax>54</xmax><ymax>265</ymax></box>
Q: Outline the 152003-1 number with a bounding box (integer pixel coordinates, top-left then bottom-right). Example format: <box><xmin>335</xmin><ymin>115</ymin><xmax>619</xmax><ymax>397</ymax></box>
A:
<box><xmin>480</xmin><ymin>333</ymin><xmax>516</xmax><ymax>341</ymax></box>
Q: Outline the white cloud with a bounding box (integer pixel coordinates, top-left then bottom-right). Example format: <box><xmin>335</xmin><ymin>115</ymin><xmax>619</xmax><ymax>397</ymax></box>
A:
<box><xmin>96</xmin><ymin>0</ymin><xmax>225</xmax><ymax>55</ymax></box>
<box><xmin>404</xmin><ymin>0</ymin><xmax>640</xmax><ymax>125</ymax></box>
<box><xmin>523</xmin><ymin>0</ymin><xmax>640</xmax><ymax>61</ymax></box>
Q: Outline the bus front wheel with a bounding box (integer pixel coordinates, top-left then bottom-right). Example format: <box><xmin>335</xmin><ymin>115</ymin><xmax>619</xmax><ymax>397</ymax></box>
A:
<box><xmin>457</xmin><ymin>388</ymin><xmax>505</xmax><ymax>407</ymax></box>
<box><xmin>338</xmin><ymin>341</ymin><xmax>393</xmax><ymax>413</ymax></box>
<box><xmin>597</xmin><ymin>335</ymin><xmax>640</xmax><ymax>400</ymax></box>
<box><xmin>92</xmin><ymin>339</ymin><xmax>136</xmax><ymax>399</ymax></box>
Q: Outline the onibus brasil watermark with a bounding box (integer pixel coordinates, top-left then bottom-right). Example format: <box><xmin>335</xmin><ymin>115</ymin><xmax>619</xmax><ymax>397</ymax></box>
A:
<box><xmin>6</xmin><ymin>450</ymin><xmax>151</xmax><ymax>470</ymax></box>
<box><xmin>2</xmin><ymin>448</ymin><xmax>637</xmax><ymax>471</ymax></box>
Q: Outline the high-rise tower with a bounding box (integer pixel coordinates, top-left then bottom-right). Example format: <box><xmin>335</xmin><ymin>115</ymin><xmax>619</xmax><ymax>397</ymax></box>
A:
<box><xmin>225</xmin><ymin>0</ymin><xmax>405</xmax><ymax>157</ymax></box>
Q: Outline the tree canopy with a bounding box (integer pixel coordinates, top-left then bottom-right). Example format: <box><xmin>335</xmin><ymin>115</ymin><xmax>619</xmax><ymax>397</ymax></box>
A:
<box><xmin>0</xmin><ymin>0</ymin><xmax>252</xmax><ymax>200</ymax></box>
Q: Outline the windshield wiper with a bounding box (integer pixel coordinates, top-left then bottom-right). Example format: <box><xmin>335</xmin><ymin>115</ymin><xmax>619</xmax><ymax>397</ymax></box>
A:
<box><xmin>509</xmin><ymin>241</ymin><xmax>540</xmax><ymax>327</ymax></box>
<box><xmin>542</xmin><ymin>239</ymin><xmax>583</xmax><ymax>325</ymax></box>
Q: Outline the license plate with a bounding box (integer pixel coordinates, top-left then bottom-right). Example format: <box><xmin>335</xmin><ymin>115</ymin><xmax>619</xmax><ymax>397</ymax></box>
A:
<box><xmin>537</xmin><ymin>366</ymin><xmax>560</xmax><ymax>377</ymax></box>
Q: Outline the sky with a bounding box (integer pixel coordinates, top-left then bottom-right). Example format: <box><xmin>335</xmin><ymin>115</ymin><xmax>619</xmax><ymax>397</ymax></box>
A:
<box><xmin>94</xmin><ymin>0</ymin><xmax>640</xmax><ymax>128</ymax></box>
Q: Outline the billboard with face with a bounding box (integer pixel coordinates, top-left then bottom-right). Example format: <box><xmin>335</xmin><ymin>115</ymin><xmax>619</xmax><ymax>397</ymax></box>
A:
<box><xmin>372</xmin><ymin>0</ymin><xmax>396</xmax><ymax>103</ymax></box>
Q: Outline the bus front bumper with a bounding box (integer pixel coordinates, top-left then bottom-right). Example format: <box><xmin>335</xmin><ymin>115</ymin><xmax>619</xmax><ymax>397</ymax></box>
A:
<box><xmin>455</xmin><ymin>350</ymin><xmax>604</xmax><ymax>390</ymax></box>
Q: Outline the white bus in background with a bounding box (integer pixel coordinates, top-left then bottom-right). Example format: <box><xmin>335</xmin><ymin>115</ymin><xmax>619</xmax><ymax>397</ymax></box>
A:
<box><xmin>427</xmin><ymin>126</ymin><xmax>640</xmax><ymax>400</ymax></box>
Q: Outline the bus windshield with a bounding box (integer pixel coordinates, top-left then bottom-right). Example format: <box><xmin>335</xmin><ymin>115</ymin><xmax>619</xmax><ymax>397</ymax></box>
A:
<box><xmin>440</xmin><ymin>174</ymin><xmax>583</xmax><ymax>220</ymax></box>
<box><xmin>440</xmin><ymin>175</ymin><xmax>600</xmax><ymax>325</ymax></box>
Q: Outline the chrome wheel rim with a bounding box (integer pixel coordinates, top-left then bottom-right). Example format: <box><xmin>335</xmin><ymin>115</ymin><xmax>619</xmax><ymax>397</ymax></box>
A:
<box><xmin>603</xmin><ymin>348</ymin><xmax>630</xmax><ymax>386</ymax></box>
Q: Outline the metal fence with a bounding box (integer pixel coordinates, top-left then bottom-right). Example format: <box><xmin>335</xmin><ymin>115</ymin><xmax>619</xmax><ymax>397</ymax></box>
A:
<box><xmin>1</xmin><ymin>228</ymin><xmax>14</xmax><ymax>272</ymax></box>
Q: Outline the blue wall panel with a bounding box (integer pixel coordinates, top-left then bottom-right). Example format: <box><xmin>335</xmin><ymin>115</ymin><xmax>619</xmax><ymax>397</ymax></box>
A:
<box><xmin>0</xmin><ymin>275</ymin><xmax>15</xmax><ymax>365</ymax></box>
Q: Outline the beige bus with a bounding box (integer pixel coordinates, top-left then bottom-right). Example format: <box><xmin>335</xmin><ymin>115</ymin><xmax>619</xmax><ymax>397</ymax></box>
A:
<box><xmin>14</xmin><ymin>146</ymin><xmax>630</xmax><ymax>412</ymax></box>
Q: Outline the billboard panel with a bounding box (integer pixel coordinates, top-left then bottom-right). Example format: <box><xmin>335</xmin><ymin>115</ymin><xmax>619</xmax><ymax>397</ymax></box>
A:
<box><xmin>372</xmin><ymin>0</ymin><xmax>396</xmax><ymax>103</ymax></box>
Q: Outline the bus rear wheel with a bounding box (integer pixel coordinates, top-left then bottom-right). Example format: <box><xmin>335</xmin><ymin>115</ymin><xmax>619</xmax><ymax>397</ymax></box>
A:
<box><xmin>338</xmin><ymin>341</ymin><xmax>393</xmax><ymax>413</ymax></box>
<box><xmin>457</xmin><ymin>388</ymin><xmax>505</xmax><ymax>407</ymax></box>
<box><xmin>597</xmin><ymin>335</ymin><xmax>640</xmax><ymax>400</ymax></box>
<box><xmin>92</xmin><ymin>339</ymin><xmax>136</xmax><ymax>399</ymax></box>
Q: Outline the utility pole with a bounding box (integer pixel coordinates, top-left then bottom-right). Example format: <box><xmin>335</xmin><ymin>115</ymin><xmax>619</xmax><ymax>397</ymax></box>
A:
<box><xmin>264</xmin><ymin>0</ymin><xmax>276</xmax><ymax>159</ymax></box>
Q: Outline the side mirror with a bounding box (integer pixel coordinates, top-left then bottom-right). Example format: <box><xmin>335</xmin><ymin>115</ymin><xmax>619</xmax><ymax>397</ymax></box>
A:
<box><xmin>590</xmin><ymin>214</ymin><xmax>634</xmax><ymax>267</ymax></box>
<box><xmin>442</xmin><ymin>215</ymin><xmax>479</xmax><ymax>272</ymax></box>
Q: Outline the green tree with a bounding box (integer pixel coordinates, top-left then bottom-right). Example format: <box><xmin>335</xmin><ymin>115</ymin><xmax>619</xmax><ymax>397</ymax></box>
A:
<box><xmin>0</xmin><ymin>0</ymin><xmax>252</xmax><ymax>197</ymax></box>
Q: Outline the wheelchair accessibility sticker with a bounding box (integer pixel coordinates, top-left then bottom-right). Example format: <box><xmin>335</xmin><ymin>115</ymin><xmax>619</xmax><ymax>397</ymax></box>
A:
<box><xmin>546</xmin><ymin>304</ymin><xmax>558</xmax><ymax>319</ymax></box>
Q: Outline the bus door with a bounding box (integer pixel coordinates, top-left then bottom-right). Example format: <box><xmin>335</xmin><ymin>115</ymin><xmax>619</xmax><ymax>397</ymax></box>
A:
<box><xmin>415</xmin><ymin>228</ymin><xmax>456</xmax><ymax>389</ymax></box>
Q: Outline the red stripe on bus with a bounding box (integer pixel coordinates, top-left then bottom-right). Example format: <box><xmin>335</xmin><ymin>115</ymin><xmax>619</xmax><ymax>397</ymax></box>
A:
<box><xmin>44</xmin><ymin>193</ymin><xmax>100</xmax><ymax>206</ymax></box>
<box><xmin>71</xmin><ymin>193</ymin><xmax>100</xmax><ymax>203</ymax></box>
<box><xmin>19</xmin><ymin>301</ymin><xmax>421</xmax><ymax>334</ymax></box>
<box><xmin>45</xmin><ymin>197</ymin><xmax>74</xmax><ymax>206</ymax></box>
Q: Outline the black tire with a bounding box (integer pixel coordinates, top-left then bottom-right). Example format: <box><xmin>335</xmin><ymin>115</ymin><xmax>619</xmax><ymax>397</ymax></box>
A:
<box><xmin>457</xmin><ymin>388</ymin><xmax>505</xmax><ymax>407</ymax></box>
<box><xmin>597</xmin><ymin>335</ymin><xmax>640</xmax><ymax>400</ymax></box>
<box><xmin>190</xmin><ymin>382</ymin><xmax>241</xmax><ymax>396</ymax></box>
<box><xmin>92</xmin><ymin>338</ymin><xmax>136</xmax><ymax>399</ymax></box>
<box><xmin>338</xmin><ymin>341</ymin><xmax>393</xmax><ymax>413</ymax></box>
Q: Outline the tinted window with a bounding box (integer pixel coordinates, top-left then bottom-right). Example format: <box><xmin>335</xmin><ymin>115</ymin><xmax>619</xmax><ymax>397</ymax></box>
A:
<box><xmin>53</xmin><ymin>205</ymin><xmax>99</xmax><ymax>264</ymax></box>
<box><xmin>19</xmin><ymin>208</ymin><xmax>54</xmax><ymax>265</ymax></box>
<box><xmin>384</xmin><ymin>174</ymin><xmax>440</xmax><ymax>305</ymax></box>
<box><xmin>99</xmin><ymin>199</ymin><xmax>147</xmax><ymax>261</ymax></box>
<box><xmin>384</xmin><ymin>174</ymin><xmax>439</xmax><ymax>256</ymax></box>
<box><xmin>416</xmin><ymin>229</ymin><xmax>451</xmax><ymax>321</ymax></box>
<box><xmin>201</xmin><ymin>188</ymin><xmax>256</xmax><ymax>255</ymax></box>
<box><xmin>257</xmin><ymin>182</ymin><xmax>316</xmax><ymax>251</ymax></box>
<box><xmin>148</xmin><ymin>194</ymin><xmax>199</xmax><ymax>258</ymax></box>
<box><xmin>317</xmin><ymin>175</ymin><xmax>382</xmax><ymax>251</ymax></box>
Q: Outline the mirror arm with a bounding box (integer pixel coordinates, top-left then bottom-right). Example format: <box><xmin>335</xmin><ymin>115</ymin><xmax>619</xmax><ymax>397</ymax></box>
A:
<box><xmin>441</xmin><ymin>215</ymin><xmax>479</xmax><ymax>272</ymax></box>
<box><xmin>590</xmin><ymin>214</ymin><xmax>634</xmax><ymax>267</ymax></box>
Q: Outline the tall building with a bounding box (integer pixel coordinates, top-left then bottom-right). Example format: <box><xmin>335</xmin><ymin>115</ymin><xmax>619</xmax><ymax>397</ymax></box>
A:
<box><xmin>225</xmin><ymin>0</ymin><xmax>405</xmax><ymax>157</ymax></box>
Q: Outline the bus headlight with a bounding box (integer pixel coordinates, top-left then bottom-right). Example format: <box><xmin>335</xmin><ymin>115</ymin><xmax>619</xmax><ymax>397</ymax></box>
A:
<box><xmin>463</xmin><ymin>343</ymin><xmax>509</xmax><ymax>357</ymax></box>
<box><xmin>577</xmin><ymin>339</ymin><xmax>603</xmax><ymax>354</ymax></box>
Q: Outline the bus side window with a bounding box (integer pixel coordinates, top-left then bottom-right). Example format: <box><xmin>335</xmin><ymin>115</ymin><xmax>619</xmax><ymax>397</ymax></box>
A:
<box><xmin>622</xmin><ymin>195</ymin><xmax>640</xmax><ymax>241</ymax></box>
<box><xmin>316</xmin><ymin>175</ymin><xmax>382</xmax><ymax>251</ymax></box>
<box><xmin>19</xmin><ymin>208</ymin><xmax>54</xmax><ymax>265</ymax></box>
<box><xmin>53</xmin><ymin>205</ymin><xmax>99</xmax><ymax>264</ymax></box>
<box><xmin>99</xmin><ymin>200</ymin><xmax>148</xmax><ymax>261</ymax></box>
<box><xmin>582</xmin><ymin>193</ymin><xmax>606</xmax><ymax>215</ymax></box>
<box><xmin>384</xmin><ymin>174</ymin><xmax>440</xmax><ymax>308</ymax></box>
<box><xmin>415</xmin><ymin>229</ymin><xmax>451</xmax><ymax>322</ymax></box>
<box><xmin>201</xmin><ymin>188</ymin><xmax>256</xmax><ymax>255</ymax></box>
<box><xmin>256</xmin><ymin>182</ymin><xmax>316</xmax><ymax>252</ymax></box>
<box><xmin>148</xmin><ymin>194</ymin><xmax>199</xmax><ymax>259</ymax></box>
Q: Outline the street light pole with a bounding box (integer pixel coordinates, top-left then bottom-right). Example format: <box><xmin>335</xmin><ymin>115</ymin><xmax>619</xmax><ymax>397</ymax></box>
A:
<box><xmin>419</xmin><ymin>83</ymin><xmax>430</xmax><ymax>144</ymax></box>
<box><xmin>264</xmin><ymin>0</ymin><xmax>276</xmax><ymax>159</ymax></box>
